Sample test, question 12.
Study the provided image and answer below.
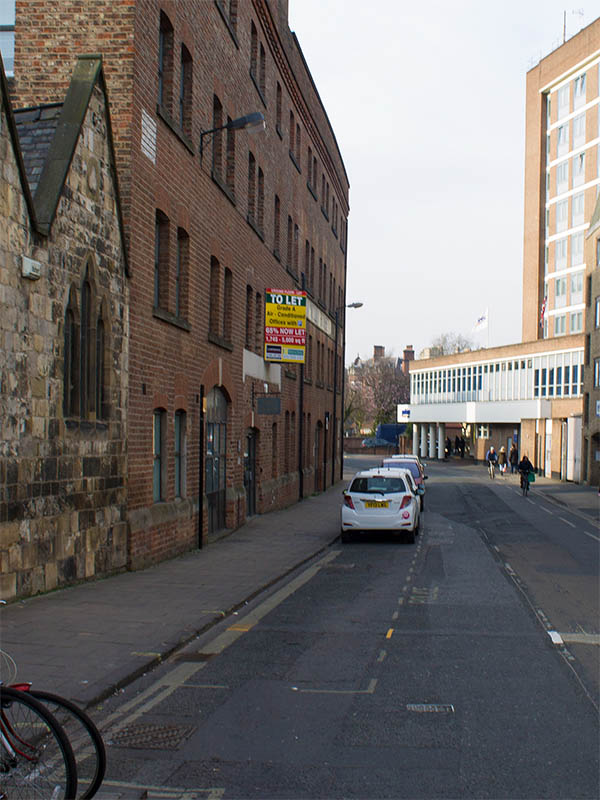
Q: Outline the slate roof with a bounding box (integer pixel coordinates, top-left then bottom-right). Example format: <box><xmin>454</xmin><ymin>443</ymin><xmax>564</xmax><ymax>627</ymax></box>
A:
<box><xmin>13</xmin><ymin>104</ymin><xmax>63</xmax><ymax>196</ymax></box>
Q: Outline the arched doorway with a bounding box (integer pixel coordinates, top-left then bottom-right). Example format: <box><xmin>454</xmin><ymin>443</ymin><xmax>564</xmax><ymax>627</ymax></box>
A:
<box><xmin>205</xmin><ymin>387</ymin><xmax>228</xmax><ymax>534</ymax></box>
<box><xmin>244</xmin><ymin>428</ymin><xmax>257</xmax><ymax>517</ymax></box>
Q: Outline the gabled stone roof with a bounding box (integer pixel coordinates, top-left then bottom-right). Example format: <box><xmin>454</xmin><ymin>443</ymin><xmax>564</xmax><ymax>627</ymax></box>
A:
<box><xmin>13</xmin><ymin>103</ymin><xmax>62</xmax><ymax>196</ymax></box>
<box><xmin>1</xmin><ymin>53</ymin><xmax>128</xmax><ymax>275</ymax></box>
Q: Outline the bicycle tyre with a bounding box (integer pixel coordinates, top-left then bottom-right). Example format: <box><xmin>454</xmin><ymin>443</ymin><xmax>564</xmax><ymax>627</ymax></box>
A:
<box><xmin>0</xmin><ymin>685</ymin><xmax>78</xmax><ymax>799</ymax></box>
<box><xmin>28</xmin><ymin>690</ymin><xmax>106</xmax><ymax>799</ymax></box>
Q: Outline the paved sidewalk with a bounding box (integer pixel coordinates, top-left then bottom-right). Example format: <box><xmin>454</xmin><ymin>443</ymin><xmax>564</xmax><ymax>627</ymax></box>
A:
<box><xmin>0</xmin><ymin>482</ymin><xmax>344</xmax><ymax>708</ymax></box>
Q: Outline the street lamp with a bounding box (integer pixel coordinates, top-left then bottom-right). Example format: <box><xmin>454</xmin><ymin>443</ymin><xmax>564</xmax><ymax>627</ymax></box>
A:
<box><xmin>199</xmin><ymin>112</ymin><xmax>266</xmax><ymax>162</ymax></box>
<box><xmin>332</xmin><ymin>301</ymin><xmax>363</xmax><ymax>485</ymax></box>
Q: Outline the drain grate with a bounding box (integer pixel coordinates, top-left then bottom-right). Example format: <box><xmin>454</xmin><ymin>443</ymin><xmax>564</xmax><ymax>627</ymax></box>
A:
<box><xmin>109</xmin><ymin>723</ymin><xmax>196</xmax><ymax>750</ymax></box>
<box><xmin>406</xmin><ymin>703</ymin><xmax>454</xmax><ymax>713</ymax></box>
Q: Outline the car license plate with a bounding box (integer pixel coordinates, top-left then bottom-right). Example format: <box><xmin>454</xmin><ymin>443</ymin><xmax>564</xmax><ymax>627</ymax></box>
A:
<box><xmin>364</xmin><ymin>500</ymin><xmax>389</xmax><ymax>509</ymax></box>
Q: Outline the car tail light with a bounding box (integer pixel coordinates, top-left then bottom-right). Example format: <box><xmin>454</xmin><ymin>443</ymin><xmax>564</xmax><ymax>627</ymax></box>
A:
<box><xmin>343</xmin><ymin>493</ymin><xmax>355</xmax><ymax>510</ymax></box>
<box><xmin>399</xmin><ymin>495</ymin><xmax>412</xmax><ymax>509</ymax></box>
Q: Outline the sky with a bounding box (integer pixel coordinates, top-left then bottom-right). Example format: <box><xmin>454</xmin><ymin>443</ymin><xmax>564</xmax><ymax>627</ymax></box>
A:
<box><xmin>0</xmin><ymin>0</ymin><xmax>593</xmax><ymax>364</ymax></box>
<box><xmin>287</xmin><ymin>0</ymin><xmax>593</xmax><ymax>364</ymax></box>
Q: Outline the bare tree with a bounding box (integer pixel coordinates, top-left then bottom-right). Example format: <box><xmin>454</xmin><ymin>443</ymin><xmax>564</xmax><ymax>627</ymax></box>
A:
<box><xmin>425</xmin><ymin>332</ymin><xmax>474</xmax><ymax>356</ymax></box>
<box><xmin>347</xmin><ymin>357</ymin><xmax>409</xmax><ymax>432</ymax></box>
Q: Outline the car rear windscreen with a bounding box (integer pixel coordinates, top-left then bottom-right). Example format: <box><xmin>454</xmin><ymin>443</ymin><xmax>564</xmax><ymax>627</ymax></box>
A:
<box><xmin>383</xmin><ymin>460</ymin><xmax>419</xmax><ymax>478</ymax></box>
<box><xmin>350</xmin><ymin>476</ymin><xmax>407</xmax><ymax>494</ymax></box>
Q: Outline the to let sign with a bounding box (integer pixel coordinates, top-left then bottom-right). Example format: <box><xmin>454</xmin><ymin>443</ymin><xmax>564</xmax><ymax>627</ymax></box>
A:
<box><xmin>264</xmin><ymin>289</ymin><xmax>306</xmax><ymax>363</ymax></box>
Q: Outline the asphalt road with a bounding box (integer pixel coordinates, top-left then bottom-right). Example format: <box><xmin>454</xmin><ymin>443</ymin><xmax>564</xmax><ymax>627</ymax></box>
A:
<box><xmin>94</xmin><ymin>456</ymin><xmax>599</xmax><ymax>799</ymax></box>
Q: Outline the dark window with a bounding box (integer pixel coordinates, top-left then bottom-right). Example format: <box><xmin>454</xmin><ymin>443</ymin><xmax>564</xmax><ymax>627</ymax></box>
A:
<box><xmin>158</xmin><ymin>12</ymin><xmax>174</xmax><ymax>113</ymax></box>
<box><xmin>259</xmin><ymin>43</ymin><xmax>266</xmax><ymax>96</ymax></box>
<box><xmin>95</xmin><ymin>307</ymin><xmax>106</xmax><ymax>419</ymax></box>
<box><xmin>212</xmin><ymin>95</ymin><xmax>223</xmax><ymax>180</ymax></box>
<box><xmin>209</xmin><ymin>256</ymin><xmax>220</xmax><ymax>336</ymax></box>
<box><xmin>226</xmin><ymin>120</ymin><xmax>236</xmax><ymax>194</ymax></box>
<box><xmin>175</xmin><ymin>409</ymin><xmax>186</xmax><ymax>498</ymax></box>
<box><xmin>273</xmin><ymin>195</ymin><xmax>281</xmax><ymax>257</ymax></box>
<box><xmin>247</xmin><ymin>150</ymin><xmax>256</xmax><ymax>222</ymax></box>
<box><xmin>63</xmin><ymin>289</ymin><xmax>79</xmax><ymax>416</ymax></box>
<box><xmin>176</xmin><ymin>227</ymin><xmax>189</xmax><ymax>319</ymax></box>
<box><xmin>245</xmin><ymin>285</ymin><xmax>253</xmax><ymax>349</ymax></box>
<box><xmin>257</xmin><ymin>167</ymin><xmax>264</xmax><ymax>232</ymax></box>
<box><xmin>179</xmin><ymin>44</ymin><xmax>193</xmax><ymax>137</ymax></box>
<box><xmin>223</xmin><ymin>267</ymin><xmax>233</xmax><ymax>344</ymax></box>
<box><xmin>153</xmin><ymin>408</ymin><xmax>167</xmax><ymax>502</ymax></box>
<box><xmin>154</xmin><ymin>210</ymin><xmax>169</xmax><ymax>310</ymax></box>
<box><xmin>255</xmin><ymin>292</ymin><xmax>262</xmax><ymax>354</ymax></box>
<box><xmin>250</xmin><ymin>22</ymin><xmax>258</xmax><ymax>78</ymax></box>
<box><xmin>276</xmin><ymin>82</ymin><xmax>282</xmax><ymax>133</ymax></box>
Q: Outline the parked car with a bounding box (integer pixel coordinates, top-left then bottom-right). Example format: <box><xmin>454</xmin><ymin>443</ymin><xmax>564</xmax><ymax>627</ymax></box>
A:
<box><xmin>361</xmin><ymin>437</ymin><xmax>392</xmax><ymax>447</ymax></box>
<box><xmin>381</xmin><ymin>456</ymin><xmax>428</xmax><ymax>509</ymax></box>
<box><xmin>341</xmin><ymin>468</ymin><xmax>423</xmax><ymax>544</ymax></box>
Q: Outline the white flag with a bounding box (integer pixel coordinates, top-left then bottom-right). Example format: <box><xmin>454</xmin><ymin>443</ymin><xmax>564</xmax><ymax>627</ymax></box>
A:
<box><xmin>473</xmin><ymin>308</ymin><xmax>488</xmax><ymax>332</ymax></box>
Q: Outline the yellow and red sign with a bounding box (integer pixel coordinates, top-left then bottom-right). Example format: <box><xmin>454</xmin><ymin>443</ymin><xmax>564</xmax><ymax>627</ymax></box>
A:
<box><xmin>264</xmin><ymin>289</ymin><xmax>306</xmax><ymax>363</ymax></box>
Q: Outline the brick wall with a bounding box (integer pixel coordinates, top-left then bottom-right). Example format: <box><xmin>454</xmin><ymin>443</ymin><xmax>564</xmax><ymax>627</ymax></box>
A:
<box><xmin>13</xmin><ymin>0</ymin><xmax>350</xmax><ymax>570</ymax></box>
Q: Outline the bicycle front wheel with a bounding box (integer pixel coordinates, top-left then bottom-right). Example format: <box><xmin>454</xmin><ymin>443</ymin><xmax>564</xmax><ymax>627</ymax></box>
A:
<box><xmin>29</xmin><ymin>690</ymin><xmax>106</xmax><ymax>799</ymax></box>
<box><xmin>0</xmin><ymin>685</ymin><xmax>78</xmax><ymax>799</ymax></box>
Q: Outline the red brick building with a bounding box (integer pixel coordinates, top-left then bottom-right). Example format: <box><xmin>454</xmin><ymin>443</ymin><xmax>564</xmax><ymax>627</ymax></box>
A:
<box><xmin>12</xmin><ymin>0</ymin><xmax>349</xmax><ymax>568</ymax></box>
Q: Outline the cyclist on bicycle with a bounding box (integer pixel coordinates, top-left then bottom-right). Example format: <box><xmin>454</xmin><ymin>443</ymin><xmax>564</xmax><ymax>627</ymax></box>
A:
<box><xmin>518</xmin><ymin>454</ymin><xmax>534</xmax><ymax>490</ymax></box>
<box><xmin>485</xmin><ymin>446</ymin><xmax>498</xmax><ymax>478</ymax></box>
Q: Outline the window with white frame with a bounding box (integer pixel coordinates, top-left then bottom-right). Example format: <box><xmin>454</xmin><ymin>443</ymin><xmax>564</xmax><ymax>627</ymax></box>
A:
<box><xmin>573</xmin><ymin>152</ymin><xmax>585</xmax><ymax>187</ymax></box>
<box><xmin>556</xmin><ymin>161</ymin><xmax>569</xmax><ymax>194</ymax></box>
<box><xmin>596</xmin><ymin>296</ymin><xmax>600</xmax><ymax>328</ymax></box>
<box><xmin>594</xmin><ymin>358</ymin><xmax>600</xmax><ymax>388</ymax></box>
<box><xmin>557</xmin><ymin>124</ymin><xmax>569</xmax><ymax>157</ymax></box>
<box><xmin>572</xmin><ymin>191</ymin><xmax>585</xmax><ymax>226</ymax></box>
<box><xmin>476</xmin><ymin>425</ymin><xmax>490</xmax><ymax>439</ymax></box>
<box><xmin>570</xmin><ymin>231</ymin><xmax>584</xmax><ymax>266</ymax></box>
<box><xmin>555</xmin><ymin>276</ymin><xmax>567</xmax><ymax>307</ymax></box>
<box><xmin>572</xmin><ymin>113</ymin><xmax>585</xmax><ymax>147</ymax></box>
<box><xmin>574</xmin><ymin>73</ymin><xmax>586</xmax><ymax>108</ymax></box>
<box><xmin>554</xmin><ymin>314</ymin><xmax>566</xmax><ymax>335</ymax></box>
<box><xmin>570</xmin><ymin>271</ymin><xmax>584</xmax><ymax>304</ymax></box>
<box><xmin>555</xmin><ymin>237</ymin><xmax>568</xmax><ymax>269</ymax></box>
<box><xmin>569</xmin><ymin>310</ymin><xmax>583</xmax><ymax>333</ymax></box>
<box><xmin>556</xmin><ymin>199</ymin><xmax>568</xmax><ymax>232</ymax></box>
<box><xmin>557</xmin><ymin>84</ymin><xmax>570</xmax><ymax>118</ymax></box>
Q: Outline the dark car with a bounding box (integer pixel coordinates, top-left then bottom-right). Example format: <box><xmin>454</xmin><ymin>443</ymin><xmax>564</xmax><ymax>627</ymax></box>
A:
<box><xmin>361</xmin><ymin>437</ymin><xmax>392</xmax><ymax>447</ymax></box>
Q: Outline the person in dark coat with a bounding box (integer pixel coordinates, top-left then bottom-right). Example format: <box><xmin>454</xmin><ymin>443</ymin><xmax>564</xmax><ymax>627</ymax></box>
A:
<box><xmin>445</xmin><ymin>437</ymin><xmax>451</xmax><ymax>459</ymax></box>
<box><xmin>509</xmin><ymin>443</ymin><xmax>518</xmax><ymax>474</ymax></box>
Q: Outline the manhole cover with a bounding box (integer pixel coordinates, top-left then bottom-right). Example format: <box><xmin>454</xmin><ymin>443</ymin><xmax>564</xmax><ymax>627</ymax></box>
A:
<box><xmin>109</xmin><ymin>723</ymin><xmax>196</xmax><ymax>750</ymax></box>
<box><xmin>406</xmin><ymin>704</ymin><xmax>454</xmax><ymax>713</ymax></box>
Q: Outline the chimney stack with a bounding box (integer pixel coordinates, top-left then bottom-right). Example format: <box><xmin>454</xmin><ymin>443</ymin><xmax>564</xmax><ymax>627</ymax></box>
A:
<box><xmin>402</xmin><ymin>345</ymin><xmax>415</xmax><ymax>375</ymax></box>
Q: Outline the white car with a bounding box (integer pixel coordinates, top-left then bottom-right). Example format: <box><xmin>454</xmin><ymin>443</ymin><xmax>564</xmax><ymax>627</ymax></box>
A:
<box><xmin>341</xmin><ymin>467</ymin><xmax>423</xmax><ymax>544</ymax></box>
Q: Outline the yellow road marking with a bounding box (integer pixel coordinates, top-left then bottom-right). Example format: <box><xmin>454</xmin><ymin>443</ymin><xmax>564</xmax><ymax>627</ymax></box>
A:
<box><xmin>226</xmin><ymin>623</ymin><xmax>255</xmax><ymax>632</ymax></box>
<box><xmin>386</xmin><ymin>628</ymin><xmax>394</xmax><ymax>639</ymax></box>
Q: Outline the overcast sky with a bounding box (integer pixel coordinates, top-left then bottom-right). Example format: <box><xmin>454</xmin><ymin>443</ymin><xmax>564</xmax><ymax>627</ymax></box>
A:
<box><xmin>288</xmin><ymin>1</ymin><xmax>593</xmax><ymax>363</ymax></box>
<box><xmin>1</xmin><ymin>1</ymin><xmax>593</xmax><ymax>363</ymax></box>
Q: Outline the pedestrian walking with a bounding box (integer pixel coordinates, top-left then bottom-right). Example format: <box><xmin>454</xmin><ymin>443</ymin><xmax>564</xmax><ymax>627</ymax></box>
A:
<box><xmin>445</xmin><ymin>437</ymin><xmax>451</xmax><ymax>459</ymax></box>
<box><xmin>509</xmin><ymin>443</ymin><xmax>518</xmax><ymax>474</ymax></box>
<box><xmin>459</xmin><ymin>436</ymin><xmax>466</xmax><ymax>458</ymax></box>
<box><xmin>498</xmin><ymin>446</ymin><xmax>508</xmax><ymax>475</ymax></box>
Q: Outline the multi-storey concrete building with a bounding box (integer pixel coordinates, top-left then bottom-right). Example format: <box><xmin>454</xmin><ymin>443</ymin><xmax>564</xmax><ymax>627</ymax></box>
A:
<box><xmin>10</xmin><ymin>0</ymin><xmax>349</xmax><ymax>571</ymax></box>
<box><xmin>408</xmin><ymin>18</ymin><xmax>600</xmax><ymax>483</ymax></box>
